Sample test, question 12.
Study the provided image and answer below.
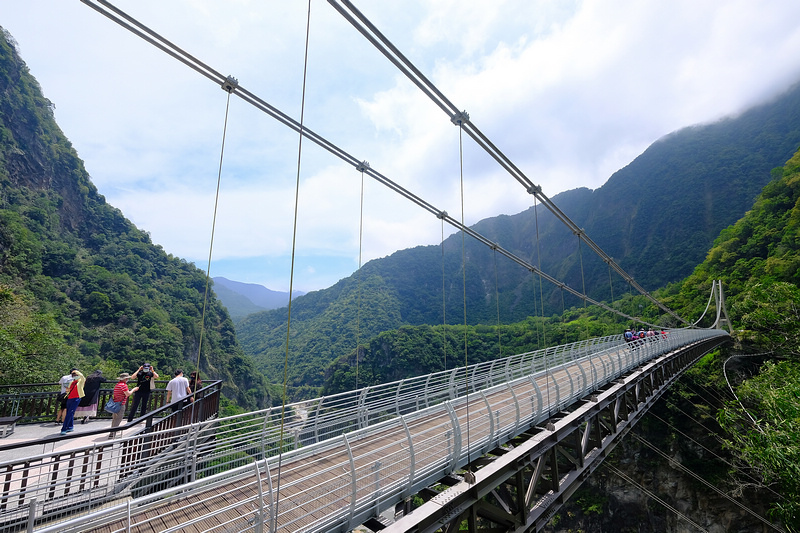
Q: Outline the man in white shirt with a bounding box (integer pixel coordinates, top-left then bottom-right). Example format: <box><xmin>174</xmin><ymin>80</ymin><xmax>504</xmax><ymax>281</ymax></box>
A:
<box><xmin>165</xmin><ymin>369</ymin><xmax>191</xmax><ymax>412</ymax></box>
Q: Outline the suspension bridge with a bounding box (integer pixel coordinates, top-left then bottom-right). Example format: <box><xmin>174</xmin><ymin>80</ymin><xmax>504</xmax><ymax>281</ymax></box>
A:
<box><xmin>1</xmin><ymin>326</ymin><xmax>729</xmax><ymax>533</ymax></box>
<box><xmin>1</xmin><ymin>0</ymin><xmax>748</xmax><ymax>531</ymax></box>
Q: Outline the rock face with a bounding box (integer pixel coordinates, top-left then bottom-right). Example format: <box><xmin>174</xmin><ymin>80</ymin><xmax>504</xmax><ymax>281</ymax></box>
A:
<box><xmin>542</xmin><ymin>396</ymin><xmax>781</xmax><ymax>533</ymax></box>
<box><xmin>0</xmin><ymin>30</ymin><xmax>94</xmax><ymax>235</ymax></box>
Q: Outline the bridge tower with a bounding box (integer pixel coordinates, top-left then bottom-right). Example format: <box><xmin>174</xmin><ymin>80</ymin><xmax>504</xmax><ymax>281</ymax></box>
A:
<box><xmin>712</xmin><ymin>280</ymin><xmax>733</xmax><ymax>333</ymax></box>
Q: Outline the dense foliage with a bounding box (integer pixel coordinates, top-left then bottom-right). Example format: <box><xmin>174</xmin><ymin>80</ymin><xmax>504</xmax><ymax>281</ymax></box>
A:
<box><xmin>659</xmin><ymin>150</ymin><xmax>800</xmax><ymax>529</ymax></box>
<box><xmin>718</xmin><ymin>357</ymin><xmax>800</xmax><ymax>527</ymax></box>
<box><xmin>0</xmin><ymin>29</ymin><xmax>272</xmax><ymax>409</ymax></box>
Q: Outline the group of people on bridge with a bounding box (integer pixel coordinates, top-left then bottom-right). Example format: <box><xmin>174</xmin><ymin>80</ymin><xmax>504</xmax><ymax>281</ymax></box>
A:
<box><xmin>624</xmin><ymin>327</ymin><xmax>667</xmax><ymax>343</ymax></box>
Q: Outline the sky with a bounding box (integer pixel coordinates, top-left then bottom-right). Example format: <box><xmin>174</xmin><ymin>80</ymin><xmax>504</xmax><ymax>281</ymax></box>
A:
<box><xmin>3</xmin><ymin>1</ymin><xmax>800</xmax><ymax>293</ymax></box>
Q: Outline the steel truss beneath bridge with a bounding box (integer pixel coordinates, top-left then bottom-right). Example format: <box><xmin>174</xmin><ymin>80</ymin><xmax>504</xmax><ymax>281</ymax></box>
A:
<box><xmin>380</xmin><ymin>335</ymin><xmax>728</xmax><ymax>533</ymax></box>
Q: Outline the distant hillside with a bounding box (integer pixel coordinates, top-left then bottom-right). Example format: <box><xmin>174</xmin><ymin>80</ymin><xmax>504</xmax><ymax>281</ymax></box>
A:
<box><xmin>212</xmin><ymin>277</ymin><xmax>300</xmax><ymax>321</ymax></box>
<box><xmin>0</xmin><ymin>28</ymin><xmax>272</xmax><ymax>408</ymax></box>
<box><xmin>239</xmin><ymin>80</ymin><xmax>800</xmax><ymax>390</ymax></box>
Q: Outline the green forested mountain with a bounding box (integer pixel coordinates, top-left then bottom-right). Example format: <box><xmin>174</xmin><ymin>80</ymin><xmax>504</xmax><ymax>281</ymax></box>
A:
<box><xmin>239</xmin><ymin>80</ymin><xmax>800</xmax><ymax>391</ymax></box>
<box><xmin>328</xmin><ymin>149</ymin><xmax>800</xmax><ymax>529</ymax></box>
<box><xmin>0</xmin><ymin>29</ymin><xmax>272</xmax><ymax>409</ymax></box>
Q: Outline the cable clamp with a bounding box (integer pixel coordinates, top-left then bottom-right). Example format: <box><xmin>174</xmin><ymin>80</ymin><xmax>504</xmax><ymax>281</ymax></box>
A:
<box><xmin>221</xmin><ymin>76</ymin><xmax>239</xmax><ymax>93</ymax></box>
<box><xmin>356</xmin><ymin>160</ymin><xmax>370</xmax><ymax>173</ymax></box>
<box><xmin>490</xmin><ymin>243</ymin><xmax>499</xmax><ymax>251</ymax></box>
<box><xmin>527</xmin><ymin>184</ymin><xmax>542</xmax><ymax>195</ymax></box>
<box><xmin>437</xmin><ymin>210</ymin><xmax>448</xmax><ymax>220</ymax></box>
<box><xmin>450</xmin><ymin>110</ymin><xmax>470</xmax><ymax>126</ymax></box>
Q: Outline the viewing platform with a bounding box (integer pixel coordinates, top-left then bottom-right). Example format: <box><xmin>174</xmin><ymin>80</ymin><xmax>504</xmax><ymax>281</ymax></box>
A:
<box><xmin>0</xmin><ymin>381</ymin><xmax>222</xmax><ymax>533</ymax></box>
<box><xmin>0</xmin><ymin>418</ymin><xmax>121</xmax><ymax>464</ymax></box>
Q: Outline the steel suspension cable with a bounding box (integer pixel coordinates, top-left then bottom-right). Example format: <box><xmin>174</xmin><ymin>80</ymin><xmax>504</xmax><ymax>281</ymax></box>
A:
<box><xmin>193</xmin><ymin>84</ymin><xmax>234</xmax><ymax>422</ymax></box>
<box><xmin>691</xmin><ymin>280</ymin><xmax>717</xmax><ymax>327</ymax></box>
<box><xmin>83</xmin><ymin>0</ymin><xmax>667</xmax><ymax>329</ymax></box>
<box><xmin>275</xmin><ymin>1</ymin><xmax>313</xmax><ymax>527</ymax></box>
<box><xmin>606</xmin><ymin>464</ymin><xmax>710</xmax><ymax>533</ymax></box>
<box><xmin>723</xmin><ymin>352</ymin><xmax>769</xmax><ymax>432</ymax></box>
<box><xmin>648</xmin><ymin>412</ymin><xmax>786</xmax><ymax>502</ymax></box>
<box><xmin>327</xmin><ymin>0</ymin><xmax>686</xmax><ymax>325</ymax></box>
<box><xmin>665</xmin><ymin>400</ymin><xmax>728</xmax><ymax>447</ymax></box>
<box><xmin>607</xmin><ymin>261</ymin><xmax>614</xmax><ymax>305</ymax></box>
<box><xmin>631</xmin><ymin>433</ymin><xmax>786</xmax><ymax>532</ymax></box>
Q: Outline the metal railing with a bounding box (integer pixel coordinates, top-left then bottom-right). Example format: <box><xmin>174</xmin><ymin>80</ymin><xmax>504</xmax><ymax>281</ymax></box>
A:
<box><xmin>1</xmin><ymin>329</ymin><xmax>727</xmax><ymax>532</ymax></box>
<box><xmin>0</xmin><ymin>381</ymin><xmax>182</xmax><ymax>424</ymax></box>
<box><xmin>0</xmin><ymin>381</ymin><xmax>222</xmax><ymax>532</ymax></box>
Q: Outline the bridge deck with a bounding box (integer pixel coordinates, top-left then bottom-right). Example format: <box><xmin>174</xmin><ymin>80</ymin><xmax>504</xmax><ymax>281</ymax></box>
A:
<box><xmin>83</xmin><ymin>362</ymin><xmax>591</xmax><ymax>532</ymax></box>
<box><xmin>5</xmin><ymin>330</ymin><xmax>727</xmax><ymax>533</ymax></box>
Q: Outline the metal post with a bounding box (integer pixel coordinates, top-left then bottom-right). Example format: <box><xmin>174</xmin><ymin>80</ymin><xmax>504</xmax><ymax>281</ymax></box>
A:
<box><xmin>253</xmin><ymin>461</ymin><xmax>265</xmax><ymax>533</ymax></box>
<box><xmin>26</xmin><ymin>497</ymin><xmax>36</xmax><ymax>533</ymax></box>
<box><xmin>343</xmin><ymin>434</ymin><xmax>358</xmax><ymax>530</ymax></box>
<box><xmin>401</xmin><ymin>417</ymin><xmax>415</xmax><ymax>496</ymax></box>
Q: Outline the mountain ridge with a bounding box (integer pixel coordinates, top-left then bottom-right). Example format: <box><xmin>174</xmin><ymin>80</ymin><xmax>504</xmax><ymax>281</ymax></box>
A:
<box><xmin>238</xmin><ymin>79</ymin><xmax>800</xmax><ymax>389</ymax></box>
<box><xmin>212</xmin><ymin>276</ymin><xmax>301</xmax><ymax>321</ymax></box>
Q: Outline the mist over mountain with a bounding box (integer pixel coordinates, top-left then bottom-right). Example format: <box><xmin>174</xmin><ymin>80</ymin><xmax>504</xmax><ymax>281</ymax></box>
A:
<box><xmin>238</xmin><ymin>80</ymin><xmax>800</xmax><ymax>389</ymax></box>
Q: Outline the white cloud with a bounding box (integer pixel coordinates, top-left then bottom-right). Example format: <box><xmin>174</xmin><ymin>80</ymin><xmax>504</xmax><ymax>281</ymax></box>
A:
<box><xmin>4</xmin><ymin>0</ymin><xmax>800</xmax><ymax>292</ymax></box>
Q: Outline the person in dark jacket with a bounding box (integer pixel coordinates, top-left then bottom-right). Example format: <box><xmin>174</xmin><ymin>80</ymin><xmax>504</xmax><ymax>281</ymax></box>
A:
<box><xmin>127</xmin><ymin>363</ymin><xmax>159</xmax><ymax>422</ymax></box>
<box><xmin>76</xmin><ymin>370</ymin><xmax>106</xmax><ymax>424</ymax></box>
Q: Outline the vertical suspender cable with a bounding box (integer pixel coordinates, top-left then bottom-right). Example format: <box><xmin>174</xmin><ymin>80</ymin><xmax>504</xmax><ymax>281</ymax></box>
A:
<box><xmin>355</xmin><ymin>166</ymin><xmax>366</xmax><ymax>390</ymax></box>
<box><xmin>441</xmin><ymin>216</ymin><xmax>448</xmax><ymax>371</ymax></box>
<box><xmin>533</xmin><ymin>196</ymin><xmax>546</xmax><ymax>350</ymax></box>
<box><xmin>608</xmin><ymin>262</ymin><xmax>615</xmax><ymax>304</ymax></box>
<box><xmin>456</xmin><ymin>117</ymin><xmax>475</xmax><ymax>484</ymax></box>
<box><xmin>533</xmin><ymin>195</ymin><xmax>551</xmax><ymax>414</ymax></box>
<box><xmin>577</xmin><ymin>233</ymin><xmax>589</xmax><ymax>339</ymax></box>
<box><xmin>493</xmin><ymin>250</ymin><xmax>503</xmax><ymax>359</ymax></box>
<box><xmin>275</xmin><ymin>1</ymin><xmax>313</xmax><ymax>527</ymax></box>
<box><xmin>195</xmin><ymin>86</ymin><xmax>234</xmax><ymax>421</ymax></box>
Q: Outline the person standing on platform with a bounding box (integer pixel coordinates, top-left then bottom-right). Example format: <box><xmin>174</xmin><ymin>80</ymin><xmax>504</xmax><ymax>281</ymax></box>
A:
<box><xmin>188</xmin><ymin>371</ymin><xmax>202</xmax><ymax>400</ymax></box>
<box><xmin>109</xmin><ymin>372</ymin><xmax>138</xmax><ymax>439</ymax></box>
<box><xmin>56</xmin><ymin>370</ymin><xmax>75</xmax><ymax>425</ymax></box>
<box><xmin>76</xmin><ymin>370</ymin><xmax>106</xmax><ymax>424</ymax></box>
<box><xmin>165</xmin><ymin>369</ymin><xmax>191</xmax><ymax>412</ymax></box>
<box><xmin>127</xmin><ymin>363</ymin><xmax>158</xmax><ymax>422</ymax></box>
<box><xmin>60</xmin><ymin>369</ymin><xmax>85</xmax><ymax>435</ymax></box>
